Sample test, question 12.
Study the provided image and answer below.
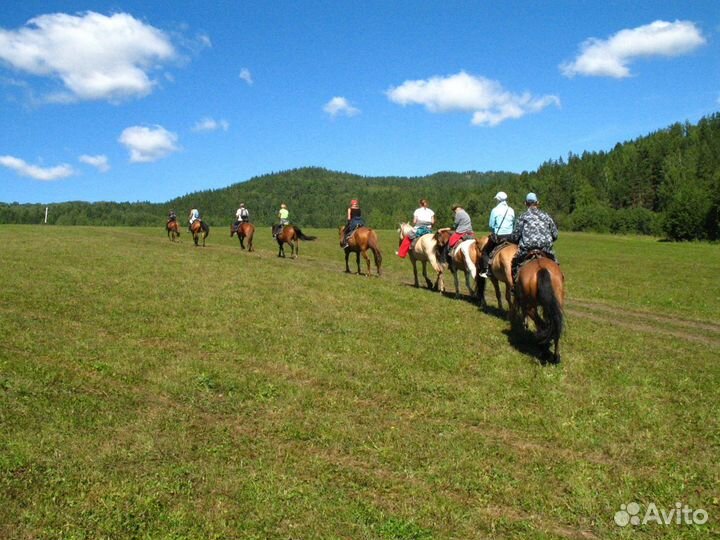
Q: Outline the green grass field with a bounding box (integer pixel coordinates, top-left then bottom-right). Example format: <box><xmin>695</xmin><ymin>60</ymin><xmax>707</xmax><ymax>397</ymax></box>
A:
<box><xmin>1</xmin><ymin>225</ymin><xmax>718</xmax><ymax>539</ymax></box>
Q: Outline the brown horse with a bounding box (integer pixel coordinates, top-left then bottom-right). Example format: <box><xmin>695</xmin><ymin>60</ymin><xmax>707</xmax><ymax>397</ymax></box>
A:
<box><xmin>435</xmin><ymin>230</ymin><xmax>482</xmax><ymax>299</ymax></box>
<box><xmin>511</xmin><ymin>254</ymin><xmax>565</xmax><ymax>364</ymax></box>
<box><xmin>190</xmin><ymin>220</ymin><xmax>209</xmax><ymax>247</ymax></box>
<box><xmin>275</xmin><ymin>225</ymin><xmax>316</xmax><ymax>258</ymax></box>
<box><xmin>230</xmin><ymin>222</ymin><xmax>255</xmax><ymax>251</ymax></box>
<box><xmin>339</xmin><ymin>226</ymin><xmax>382</xmax><ymax>276</ymax></box>
<box><xmin>476</xmin><ymin>235</ymin><xmax>518</xmax><ymax>313</ymax></box>
<box><xmin>166</xmin><ymin>220</ymin><xmax>180</xmax><ymax>242</ymax></box>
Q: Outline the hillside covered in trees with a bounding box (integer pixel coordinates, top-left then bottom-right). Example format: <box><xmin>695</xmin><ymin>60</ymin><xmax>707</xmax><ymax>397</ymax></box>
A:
<box><xmin>3</xmin><ymin>112</ymin><xmax>719</xmax><ymax>241</ymax></box>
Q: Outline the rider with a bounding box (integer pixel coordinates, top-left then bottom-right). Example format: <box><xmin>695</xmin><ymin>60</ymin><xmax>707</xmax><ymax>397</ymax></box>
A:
<box><xmin>397</xmin><ymin>198</ymin><xmax>435</xmax><ymax>258</ymax></box>
<box><xmin>234</xmin><ymin>203</ymin><xmax>250</xmax><ymax>230</ymax></box>
<box><xmin>274</xmin><ymin>203</ymin><xmax>289</xmax><ymax>237</ymax></box>
<box><xmin>167</xmin><ymin>209</ymin><xmax>177</xmax><ymax>223</ymax></box>
<box><xmin>511</xmin><ymin>192</ymin><xmax>559</xmax><ymax>279</ymax></box>
<box><xmin>479</xmin><ymin>191</ymin><xmax>516</xmax><ymax>278</ymax></box>
<box><xmin>341</xmin><ymin>199</ymin><xmax>365</xmax><ymax>248</ymax></box>
<box><xmin>438</xmin><ymin>204</ymin><xmax>475</xmax><ymax>271</ymax></box>
<box><xmin>188</xmin><ymin>208</ymin><xmax>200</xmax><ymax>232</ymax></box>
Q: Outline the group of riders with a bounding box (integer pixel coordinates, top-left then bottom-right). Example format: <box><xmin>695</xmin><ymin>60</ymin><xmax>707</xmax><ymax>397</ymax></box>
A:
<box><xmin>166</xmin><ymin>204</ymin><xmax>287</xmax><ymax>236</ymax></box>
<box><xmin>395</xmin><ymin>191</ymin><xmax>558</xmax><ymax>280</ymax></box>
<box><xmin>166</xmin><ymin>190</ymin><xmax>558</xmax><ymax>279</ymax></box>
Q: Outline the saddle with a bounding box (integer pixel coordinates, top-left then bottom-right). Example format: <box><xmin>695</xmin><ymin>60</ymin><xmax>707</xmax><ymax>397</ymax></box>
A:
<box><xmin>524</xmin><ymin>249</ymin><xmax>553</xmax><ymax>262</ymax></box>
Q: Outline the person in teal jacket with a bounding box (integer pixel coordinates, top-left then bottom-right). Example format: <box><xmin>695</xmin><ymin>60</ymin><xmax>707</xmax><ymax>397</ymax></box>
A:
<box><xmin>479</xmin><ymin>191</ymin><xmax>515</xmax><ymax>278</ymax></box>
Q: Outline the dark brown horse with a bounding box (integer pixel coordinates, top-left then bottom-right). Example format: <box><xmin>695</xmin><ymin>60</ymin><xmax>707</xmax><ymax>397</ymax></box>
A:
<box><xmin>166</xmin><ymin>220</ymin><xmax>180</xmax><ymax>242</ymax></box>
<box><xmin>275</xmin><ymin>225</ymin><xmax>316</xmax><ymax>258</ymax></box>
<box><xmin>339</xmin><ymin>226</ymin><xmax>382</xmax><ymax>276</ymax></box>
<box><xmin>511</xmin><ymin>253</ymin><xmax>565</xmax><ymax>364</ymax></box>
<box><xmin>230</xmin><ymin>222</ymin><xmax>255</xmax><ymax>251</ymax></box>
<box><xmin>190</xmin><ymin>220</ymin><xmax>209</xmax><ymax>247</ymax></box>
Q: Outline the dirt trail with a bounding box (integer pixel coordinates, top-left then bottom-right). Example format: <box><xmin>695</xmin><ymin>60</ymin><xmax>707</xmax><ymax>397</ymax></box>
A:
<box><xmin>567</xmin><ymin>298</ymin><xmax>720</xmax><ymax>346</ymax></box>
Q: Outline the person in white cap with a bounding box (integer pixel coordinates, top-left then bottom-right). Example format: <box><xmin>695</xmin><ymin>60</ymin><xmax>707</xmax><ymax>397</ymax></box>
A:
<box><xmin>235</xmin><ymin>203</ymin><xmax>250</xmax><ymax>228</ymax></box>
<box><xmin>479</xmin><ymin>191</ymin><xmax>516</xmax><ymax>278</ymax></box>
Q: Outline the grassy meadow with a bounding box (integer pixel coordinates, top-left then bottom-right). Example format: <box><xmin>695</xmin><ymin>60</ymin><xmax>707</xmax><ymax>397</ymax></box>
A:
<box><xmin>1</xmin><ymin>224</ymin><xmax>718</xmax><ymax>539</ymax></box>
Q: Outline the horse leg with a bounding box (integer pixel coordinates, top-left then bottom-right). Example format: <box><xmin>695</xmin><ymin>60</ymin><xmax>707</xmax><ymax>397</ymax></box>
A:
<box><xmin>465</xmin><ymin>270</ymin><xmax>474</xmax><ymax>296</ymax></box>
<box><xmin>422</xmin><ymin>261</ymin><xmax>434</xmax><ymax>290</ymax></box>
<box><xmin>344</xmin><ymin>250</ymin><xmax>352</xmax><ymax>273</ymax></box>
<box><xmin>371</xmin><ymin>246</ymin><xmax>382</xmax><ymax>277</ymax></box>
<box><xmin>239</xmin><ymin>235</ymin><xmax>246</xmax><ymax>250</ymax></box>
<box><xmin>452</xmin><ymin>269</ymin><xmax>461</xmax><ymax>299</ymax></box>
<box><xmin>278</xmin><ymin>241</ymin><xmax>284</xmax><ymax>257</ymax></box>
<box><xmin>292</xmin><ymin>239</ymin><xmax>298</xmax><ymax>259</ymax></box>
<box><xmin>411</xmin><ymin>259</ymin><xmax>420</xmax><ymax>288</ymax></box>
<box><xmin>491</xmin><ymin>277</ymin><xmax>503</xmax><ymax>310</ymax></box>
<box><xmin>361</xmin><ymin>250</ymin><xmax>370</xmax><ymax>276</ymax></box>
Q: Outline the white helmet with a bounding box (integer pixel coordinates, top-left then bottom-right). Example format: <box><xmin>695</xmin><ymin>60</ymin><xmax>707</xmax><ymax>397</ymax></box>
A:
<box><xmin>495</xmin><ymin>191</ymin><xmax>508</xmax><ymax>201</ymax></box>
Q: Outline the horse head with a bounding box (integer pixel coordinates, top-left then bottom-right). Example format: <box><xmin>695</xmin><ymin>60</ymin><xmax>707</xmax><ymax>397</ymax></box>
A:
<box><xmin>433</xmin><ymin>229</ymin><xmax>450</xmax><ymax>247</ymax></box>
<box><xmin>398</xmin><ymin>222</ymin><xmax>412</xmax><ymax>239</ymax></box>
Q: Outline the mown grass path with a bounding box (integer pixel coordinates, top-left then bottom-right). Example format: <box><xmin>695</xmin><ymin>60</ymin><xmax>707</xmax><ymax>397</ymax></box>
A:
<box><xmin>1</xmin><ymin>225</ymin><xmax>718</xmax><ymax>539</ymax></box>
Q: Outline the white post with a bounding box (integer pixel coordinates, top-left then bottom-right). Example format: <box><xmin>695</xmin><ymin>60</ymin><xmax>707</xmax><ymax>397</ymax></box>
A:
<box><xmin>44</xmin><ymin>206</ymin><xmax>48</xmax><ymax>224</ymax></box>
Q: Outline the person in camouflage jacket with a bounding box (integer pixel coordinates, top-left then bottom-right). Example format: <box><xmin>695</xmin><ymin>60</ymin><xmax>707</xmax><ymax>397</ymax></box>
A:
<box><xmin>511</xmin><ymin>192</ymin><xmax>558</xmax><ymax>277</ymax></box>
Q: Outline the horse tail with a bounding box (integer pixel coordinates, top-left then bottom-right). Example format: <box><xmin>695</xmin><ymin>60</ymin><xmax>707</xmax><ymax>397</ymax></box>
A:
<box><xmin>293</xmin><ymin>226</ymin><xmax>316</xmax><ymax>241</ymax></box>
<box><xmin>537</xmin><ymin>268</ymin><xmax>563</xmax><ymax>343</ymax></box>
<box><xmin>369</xmin><ymin>232</ymin><xmax>383</xmax><ymax>272</ymax></box>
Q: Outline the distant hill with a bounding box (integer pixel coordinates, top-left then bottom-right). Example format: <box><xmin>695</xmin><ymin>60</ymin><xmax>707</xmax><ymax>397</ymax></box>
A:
<box><xmin>166</xmin><ymin>168</ymin><xmax>516</xmax><ymax>230</ymax></box>
<box><xmin>2</xmin><ymin>112</ymin><xmax>719</xmax><ymax>240</ymax></box>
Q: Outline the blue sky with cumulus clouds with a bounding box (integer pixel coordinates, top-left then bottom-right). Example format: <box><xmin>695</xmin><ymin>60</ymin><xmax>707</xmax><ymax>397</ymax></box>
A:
<box><xmin>0</xmin><ymin>0</ymin><xmax>718</xmax><ymax>203</ymax></box>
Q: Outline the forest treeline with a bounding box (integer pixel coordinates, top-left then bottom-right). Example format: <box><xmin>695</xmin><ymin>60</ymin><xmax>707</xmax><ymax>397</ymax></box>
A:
<box><xmin>3</xmin><ymin>112</ymin><xmax>719</xmax><ymax>241</ymax></box>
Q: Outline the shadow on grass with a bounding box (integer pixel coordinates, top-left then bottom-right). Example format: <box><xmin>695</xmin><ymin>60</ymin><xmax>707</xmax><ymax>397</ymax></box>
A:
<box><xmin>478</xmin><ymin>303</ymin><xmax>508</xmax><ymax>321</ymax></box>
<box><xmin>502</xmin><ymin>325</ymin><xmax>555</xmax><ymax>366</ymax></box>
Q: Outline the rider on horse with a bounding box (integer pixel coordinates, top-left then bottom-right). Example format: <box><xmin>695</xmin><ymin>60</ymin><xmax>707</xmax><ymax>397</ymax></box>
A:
<box><xmin>479</xmin><ymin>191</ymin><xmax>516</xmax><ymax>278</ymax></box>
<box><xmin>273</xmin><ymin>203</ymin><xmax>289</xmax><ymax>237</ymax></box>
<box><xmin>167</xmin><ymin>209</ymin><xmax>177</xmax><ymax>223</ymax></box>
<box><xmin>188</xmin><ymin>208</ymin><xmax>200</xmax><ymax>232</ymax></box>
<box><xmin>341</xmin><ymin>199</ymin><xmax>365</xmax><ymax>248</ymax></box>
<box><xmin>438</xmin><ymin>204</ymin><xmax>476</xmax><ymax>271</ymax></box>
<box><xmin>511</xmin><ymin>192</ymin><xmax>558</xmax><ymax>280</ymax></box>
<box><xmin>234</xmin><ymin>203</ymin><xmax>250</xmax><ymax>230</ymax></box>
<box><xmin>397</xmin><ymin>198</ymin><xmax>435</xmax><ymax>258</ymax></box>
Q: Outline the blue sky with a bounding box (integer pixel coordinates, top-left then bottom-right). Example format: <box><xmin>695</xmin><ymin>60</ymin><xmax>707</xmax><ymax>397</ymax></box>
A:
<box><xmin>0</xmin><ymin>1</ymin><xmax>718</xmax><ymax>204</ymax></box>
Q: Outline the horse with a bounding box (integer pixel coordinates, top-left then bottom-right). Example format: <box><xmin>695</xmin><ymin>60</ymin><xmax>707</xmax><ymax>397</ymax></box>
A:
<box><xmin>190</xmin><ymin>220</ymin><xmax>209</xmax><ymax>247</ymax></box>
<box><xmin>230</xmin><ymin>222</ymin><xmax>255</xmax><ymax>251</ymax></box>
<box><xmin>339</xmin><ymin>226</ymin><xmax>382</xmax><ymax>277</ymax></box>
<box><xmin>275</xmin><ymin>225</ymin><xmax>316</xmax><ymax>258</ymax></box>
<box><xmin>476</xmin><ymin>235</ymin><xmax>518</xmax><ymax>313</ymax></box>
<box><xmin>511</xmin><ymin>253</ymin><xmax>565</xmax><ymax>364</ymax></box>
<box><xmin>166</xmin><ymin>220</ymin><xmax>180</xmax><ymax>242</ymax></box>
<box><xmin>435</xmin><ymin>230</ymin><xmax>483</xmax><ymax>299</ymax></box>
<box><xmin>398</xmin><ymin>223</ymin><xmax>445</xmax><ymax>291</ymax></box>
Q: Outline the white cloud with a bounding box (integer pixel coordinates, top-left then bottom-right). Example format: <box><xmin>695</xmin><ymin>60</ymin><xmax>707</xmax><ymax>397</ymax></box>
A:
<box><xmin>118</xmin><ymin>125</ymin><xmax>179</xmax><ymax>163</ymax></box>
<box><xmin>386</xmin><ymin>71</ymin><xmax>559</xmax><ymax>126</ymax></box>
<box><xmin>192</xmin><ymin>117</ymin><xmax>229</xmax><ymax>132</ymax></box>
<box><xmin>0</xmin><ymin>11</ymin><xmax>176</xmax><ymax>102</ymax></box>
<box><xmin>79</xmin><ymin>154</ymin><xmax>110</xmax><ymax>172</ymax></box>
<box><xmin>0</xmin><ymin>155</ymin><xmax>74</xmax><ymax>180</ymax></box>
<box><xmin>239</xmin><ymin>68</ymin><xmax>253</xmax><ymax>85</ymax></box>
<box><xmin>561</xmin><ymin>20</ymin><xmax>706</xmax><ymax>78</ymax></box>
<box><xmin>323</xmin><ymin>96</ymin><xmax>360</xmax><ymax>118</ymax></box>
